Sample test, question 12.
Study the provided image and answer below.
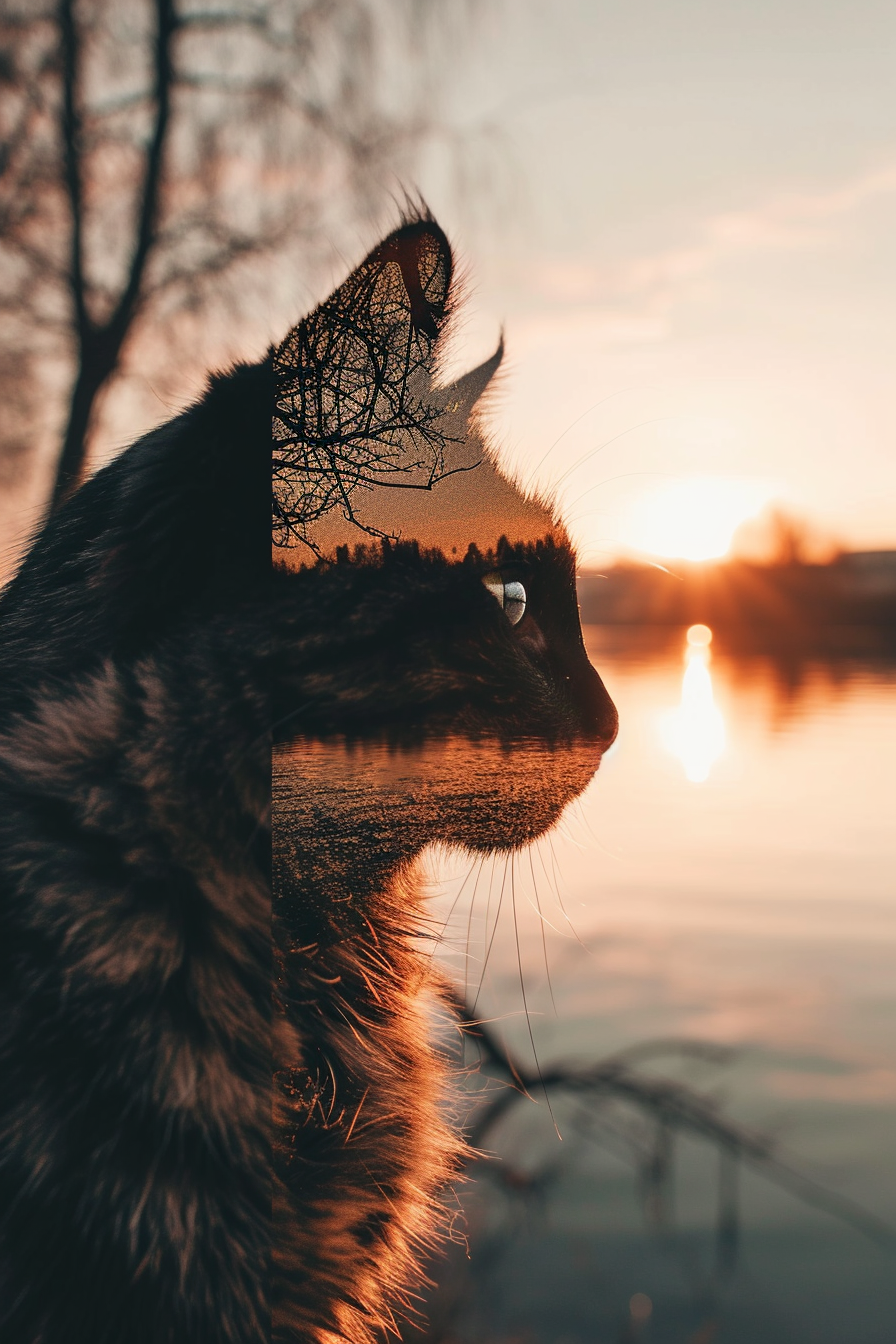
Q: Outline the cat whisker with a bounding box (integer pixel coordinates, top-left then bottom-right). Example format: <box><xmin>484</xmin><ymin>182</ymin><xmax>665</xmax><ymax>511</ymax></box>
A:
<box><xmin>549</xmin><ymin>417</ymin><xmax>672</xmax><ymax>496</ymax></box>
<box><xmin>511</xmin><ymin>853</ymin><xmax>561</xmax><ymax>1140</ymax></box>
<box><xmin>525</xmin><ymin>846</ymin><xmax>567</xmax><ymax>937</ymax></box>
<box><xmin>528</xmin><ymin>848</ymin><xmax>558</xmax><ymax>1017</ymax></box>
<box><xmin>532</xmin><ymin>834</ymin><xmax>560</xmax><ymax>907</ymax></box>
<box><xmin>427</xmin><ymin>850</ymin><xmax>479</xmax><ymax>968</ymax></box>
<box><xmin>463</xmin><ymin>854</ymin><xmax>488</xmax><ymax>1002</ymax></box>
<box><xmin>552</xmin><ymin>818</ymin><xmax>591</xmax><ymax>852</ymax></box>
<box><xmin>561</xmin><ymin>799</ymin><xmax>624</xmax><ymax>863</ymax></box>
<box><xmin>564</xmin><ymin>468</ymin><xmax>678</xmax><ymax>524</ymax></box>
<box><xmin>531</xmin><ymin>836</ymin><xmax>585</xmax><ymax>947</ymax></box>
<box><xmin>523</xmin><ymin>385</ymin><xmax>654</xmax><ymax>491</ymax></box>
<box><xmin>570</xmin><ymin>794</ymin><xmax>624</xmax><ymax>864</ymax></box>
<box><xmin>471</xmin><ymin>853</ymin><xmax>508</xmax><ymax>1019</ymax></box>
<box><xmin>540</xmin><ymin>832</ymin><xmax>594</xmax><ymax>957</ymax></box>
<box><xmin>458</xmin><ymin>1008</ymin><xmax>546</xmax><ymax>1027</ymax></box>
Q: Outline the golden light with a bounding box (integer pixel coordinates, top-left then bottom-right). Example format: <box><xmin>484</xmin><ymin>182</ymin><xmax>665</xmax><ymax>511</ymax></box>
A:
<box><xmin>659</xmin><ymin>625</ymin><xmax>725</xmax><ymax>783</ymax></box>
<box><xmin>624</xmin><ymin>477</ymin><xmax>772</xmax><ymax>561</ymax></box>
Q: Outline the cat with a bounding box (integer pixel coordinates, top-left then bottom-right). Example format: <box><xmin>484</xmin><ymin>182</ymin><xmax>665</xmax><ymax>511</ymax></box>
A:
<box><xmin>0</xmin><ymin>217</ymin><xmax>617</xmax><ymax>1343</ymax></box>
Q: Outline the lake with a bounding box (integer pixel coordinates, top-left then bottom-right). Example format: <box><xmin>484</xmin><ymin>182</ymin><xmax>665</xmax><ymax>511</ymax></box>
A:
<box><xmin>424</xmin><ymin>626</ymin><xmax>896</xmax><ymax>1344</ymax></box>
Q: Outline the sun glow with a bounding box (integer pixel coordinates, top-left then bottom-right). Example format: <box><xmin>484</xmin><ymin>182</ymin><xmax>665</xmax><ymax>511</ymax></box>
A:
<box><xmin>659</xmin><ymin>625</ymin><xmax>726</xmax><ymax>783</ymax></box>
<box><xmin>625</xmin><ymin>477</ymin><xmax>772</xmax><ymax>561</ymax></box>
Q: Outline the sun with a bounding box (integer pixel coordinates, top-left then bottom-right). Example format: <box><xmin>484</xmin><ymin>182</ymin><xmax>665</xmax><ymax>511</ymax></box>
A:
<box><xmin>624</xmin><ymin>477</ymin><xmax>772</xmax><ymax>562</ymax></box>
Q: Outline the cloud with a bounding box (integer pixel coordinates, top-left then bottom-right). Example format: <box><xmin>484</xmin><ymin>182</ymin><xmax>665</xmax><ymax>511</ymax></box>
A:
<box><xmin>529</xmin><ymin>158</ymin><xmax>896</xmax><ymax>322</ymax></box>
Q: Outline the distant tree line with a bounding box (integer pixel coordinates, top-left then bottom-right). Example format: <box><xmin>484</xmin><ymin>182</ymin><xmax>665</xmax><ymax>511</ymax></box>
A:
<box><xmin>578</xmin><ymin>539</ymin><xmax>896</xmax><ymax>652</ymax></box>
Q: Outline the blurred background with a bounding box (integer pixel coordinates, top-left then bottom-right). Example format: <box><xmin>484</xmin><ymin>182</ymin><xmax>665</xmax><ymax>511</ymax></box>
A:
<box><xmin>2</xmin><ymin>1</ymin><xmax>896</xmax><ymax>1339</ymax></box>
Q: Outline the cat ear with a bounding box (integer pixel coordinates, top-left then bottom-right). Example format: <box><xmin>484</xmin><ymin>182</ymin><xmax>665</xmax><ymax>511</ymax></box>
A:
<box><xmin>277</xmin><ymin>218</ymin><xmax>453</xmax><ymax>372</ymax></box>
<box><xmin>430</xmin><ymin>339</ymin><xmax>504</xmax><ymax>444</ymax></box>
<box><xmin>273</xmin><ymin>220</ymin><xmax>459</xmax><ymax>547</ymax></box>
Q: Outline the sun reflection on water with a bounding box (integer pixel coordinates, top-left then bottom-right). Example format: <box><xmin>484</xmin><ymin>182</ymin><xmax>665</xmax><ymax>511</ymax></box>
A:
<box><xmin>659</xmin><ymin>624</ymin><xmax>726</xmax><ymax>782</ymax></box>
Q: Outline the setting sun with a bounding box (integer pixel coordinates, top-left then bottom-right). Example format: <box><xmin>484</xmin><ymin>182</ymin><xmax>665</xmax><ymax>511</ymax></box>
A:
<box><xmin>624</xmin><ymin>477</ymin><xmax>772</xmax><ymax>561</ymax></box>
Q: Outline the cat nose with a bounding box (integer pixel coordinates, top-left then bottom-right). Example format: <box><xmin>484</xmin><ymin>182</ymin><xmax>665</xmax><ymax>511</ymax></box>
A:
<box><xmin>590</xmin><ymin>672</ymin><xmax>619</xmax><ymax>747</ymax></box>
<box><xmin>570</xmin><ymin>659</ymin><xmax>618</xmax><ymax>747</ymax></box>
<box><xmin>596</xmin><ymin>677</ymin><xmax>617</xmax><ymax>752</ymax></box>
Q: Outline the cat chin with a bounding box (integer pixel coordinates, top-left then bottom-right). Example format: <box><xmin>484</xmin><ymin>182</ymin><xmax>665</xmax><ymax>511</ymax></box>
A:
<box><xmin>273</xmin><ymin>734</ymin><xmax>604</xmax><ymax>864</ymax></box>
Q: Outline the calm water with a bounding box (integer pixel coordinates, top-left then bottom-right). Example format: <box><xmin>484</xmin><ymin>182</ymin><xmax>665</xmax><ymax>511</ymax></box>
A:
<box><xmin>427</xmin><ymin>627</ymin><xmax>896</xmax><ymax>1344</ymax></box>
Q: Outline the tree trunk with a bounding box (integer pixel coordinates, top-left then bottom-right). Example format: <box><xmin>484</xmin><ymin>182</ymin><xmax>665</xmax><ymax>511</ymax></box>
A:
<box><xmin>50</xmin><ymin>334</ymin><xmax>118</xmax><ymax>512</ymax></box>
<box><xmin>51</xmin><ymin>0</ymin><xmax>175</xmax><ymax>515</ymax></box>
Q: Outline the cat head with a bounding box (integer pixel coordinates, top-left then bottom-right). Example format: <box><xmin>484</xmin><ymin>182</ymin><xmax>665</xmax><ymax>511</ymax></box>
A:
<box><xmin>272</xmin><ymin>218</ymin><xmax>618</xmax><ymax>748</ymax></box>
<box><xmin>272</xmin><ymin>217</ymin><xmax>552</xmax><ymax>563</ymax></box>
<box><xmin>0</xmin><ymin>217</ymin><xmax>616</xmax><ymax>761</ymax></box>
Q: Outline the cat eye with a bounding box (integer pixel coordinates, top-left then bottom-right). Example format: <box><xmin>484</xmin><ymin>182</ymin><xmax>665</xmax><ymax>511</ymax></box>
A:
<box><xmin>482</xmin><ymin>572</ymin><xmax>527</xmax><ymax>626</ymax></box>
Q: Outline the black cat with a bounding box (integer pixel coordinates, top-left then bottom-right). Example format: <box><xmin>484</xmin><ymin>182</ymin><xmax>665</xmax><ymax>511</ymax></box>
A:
<box><xmin>0</xmin><ymin>218</ymin><xmax>616</xmax><ymax>1343</ymax></box>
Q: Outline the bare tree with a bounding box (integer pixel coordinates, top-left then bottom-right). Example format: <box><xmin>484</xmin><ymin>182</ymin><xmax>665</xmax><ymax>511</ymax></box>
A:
<box><xmin>0</xmin><ymin>0</ymin><xmax>453</xmax><ymax>536</ymax></box>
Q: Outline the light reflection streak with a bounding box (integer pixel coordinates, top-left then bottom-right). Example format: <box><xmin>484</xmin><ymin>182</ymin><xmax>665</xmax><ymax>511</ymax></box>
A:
<box><xmin>660</xmin><ymin>624</ymin><xmax>726</xmax><ymax>782</ymax></box>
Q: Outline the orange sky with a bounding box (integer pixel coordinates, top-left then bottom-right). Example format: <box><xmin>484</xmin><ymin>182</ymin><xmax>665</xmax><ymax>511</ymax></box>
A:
<box><xmin>7</xmin><ymin>1</ymin><xmax>892</xmax><ymax>578</ymax></box>
<box><xmin>399</xmin><ymin>0</ymin><xmax>896</xmax><ymax>563</ymax></box>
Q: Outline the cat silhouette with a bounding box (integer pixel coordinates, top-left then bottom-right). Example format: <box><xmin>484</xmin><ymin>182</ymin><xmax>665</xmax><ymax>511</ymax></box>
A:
<box><xmin>0</xmin><ymin>217</ymin><xmax>616</xmax><ymax>1343</ymax></box>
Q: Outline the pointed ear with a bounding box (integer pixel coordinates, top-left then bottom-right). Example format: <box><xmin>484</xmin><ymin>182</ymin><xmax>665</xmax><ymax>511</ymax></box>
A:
<box><xmin>272</xmin><ymin>221</ymin><xmax>456</xmax><ymax>547</ymax></box>
<box><xmin>434</xmin><ymin>338</ymin><xmax>503</xmax><ymax>431</ymax></box>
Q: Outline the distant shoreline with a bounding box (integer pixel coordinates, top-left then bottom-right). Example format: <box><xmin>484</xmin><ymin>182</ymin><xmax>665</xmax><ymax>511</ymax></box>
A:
<box><xmin>577</xmin><ymin>551</ymin><xmax>896</xmax><ymax>654</ymax></box>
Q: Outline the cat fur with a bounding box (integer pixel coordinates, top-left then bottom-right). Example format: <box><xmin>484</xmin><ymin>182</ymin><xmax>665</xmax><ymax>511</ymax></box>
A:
<box><xmin>0</xmin><ymin>218</ymin><xmax>616</xmax><ymax>1343</ymax></box>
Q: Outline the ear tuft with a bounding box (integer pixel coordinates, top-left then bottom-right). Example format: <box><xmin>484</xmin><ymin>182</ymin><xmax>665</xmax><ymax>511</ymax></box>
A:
<box><xmin>367</xmin><ymin>221</ymin><xmax>452</xmax><ymax>338</ymax></box>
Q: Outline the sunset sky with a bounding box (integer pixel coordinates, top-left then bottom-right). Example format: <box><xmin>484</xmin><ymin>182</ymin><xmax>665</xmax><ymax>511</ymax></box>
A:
<box><xmin>404</xmin><ymin>0</ymin><xmax>896</xmax><ymax>563</ymax></box>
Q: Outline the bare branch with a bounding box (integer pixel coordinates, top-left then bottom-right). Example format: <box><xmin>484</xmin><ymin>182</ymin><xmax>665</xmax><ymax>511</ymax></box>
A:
<box><xmin>108</xmin><ymin>0</ymin><xmax>175</xmax><ymax>345</ymax></box>
<box><xmin>449</xmin><ymin>988</ymin><xmax>896</xmax><ymax>1249</ymax></box>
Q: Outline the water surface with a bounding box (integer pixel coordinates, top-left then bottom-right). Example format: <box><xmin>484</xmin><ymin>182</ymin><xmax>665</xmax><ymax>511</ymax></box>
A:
<box><xmin>427</xmin><ymin>627</ymin><xmax>896</xmax><ymax>1343</ymax></box>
